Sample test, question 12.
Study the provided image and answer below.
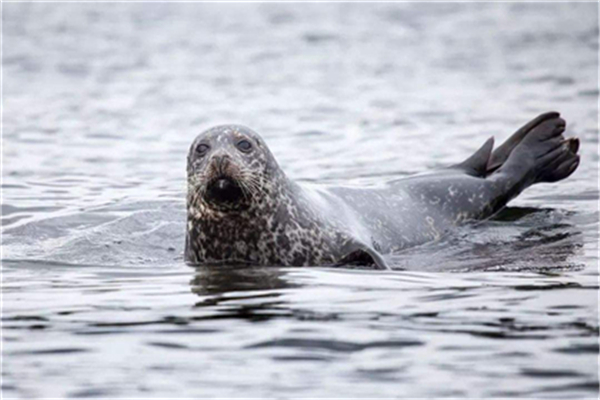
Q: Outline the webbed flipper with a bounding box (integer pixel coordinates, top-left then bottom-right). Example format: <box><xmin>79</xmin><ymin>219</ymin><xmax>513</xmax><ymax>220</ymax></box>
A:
<box><xmin>487</xmin><ymin>111</ymin><xmax>557</xmax><ymax>173</ymax></box>
<box><xmin>489</xmin><ymin>112</ymin><xmax>580</xmax><ymax>187</ymax></box>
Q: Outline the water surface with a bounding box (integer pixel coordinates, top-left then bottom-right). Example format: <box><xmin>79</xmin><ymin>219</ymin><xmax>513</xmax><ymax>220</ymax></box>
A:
<box><xmin>2</xmin><ymin>3</ymin><xmax>599</xmax><ymax>398</ymax></box>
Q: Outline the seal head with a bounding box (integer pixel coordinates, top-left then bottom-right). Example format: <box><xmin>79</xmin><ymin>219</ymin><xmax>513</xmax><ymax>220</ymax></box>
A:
<box><xmin>186</xmin><ymin>124</ymin><xmax>308</xmax><ymax>265</ymax></box>
<box><xmin>187</xmin><ymin>125</ymin><xmax>281</xmax><ymax>215</ymax></box>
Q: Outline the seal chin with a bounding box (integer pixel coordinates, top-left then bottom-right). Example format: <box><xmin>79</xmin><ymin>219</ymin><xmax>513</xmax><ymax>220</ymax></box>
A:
<box><xmin>205</xmin><ymin>177</ymin><xmax>247</xmax><ymax>211</ymax></box>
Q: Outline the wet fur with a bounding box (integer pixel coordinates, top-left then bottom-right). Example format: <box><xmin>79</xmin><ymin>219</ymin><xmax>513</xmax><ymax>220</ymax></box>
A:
<box><xmin>185</xmin><ymin>113</ymin><xmax>579</xmax><ymax>269</ymax></box>
<box><xmin>185</xmin><ymin>126</ymin><xmax>352</xmax><ymax>266</ymax></box>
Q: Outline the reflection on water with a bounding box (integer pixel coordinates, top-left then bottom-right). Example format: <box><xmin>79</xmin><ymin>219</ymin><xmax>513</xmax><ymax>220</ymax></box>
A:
<box><xmin>2</xmin><ymin>2</ymin><xmax>599</xmax><ymax>398</ymax></box>
<box><xmin>191</xmin><ymin>265</ymin><xmax>295</xmax><ymax>295</ymax></box>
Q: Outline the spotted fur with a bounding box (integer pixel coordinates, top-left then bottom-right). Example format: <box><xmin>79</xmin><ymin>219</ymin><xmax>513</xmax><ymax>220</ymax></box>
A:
<box><xmin>185</xmin><ymin>113</ymin><xmax>579</xmax><ymax>269</ymax></box>
<box><xmin>185</xmin><ymin>125</ymin><xmax>352</xmax><ymax>266</ymax></box>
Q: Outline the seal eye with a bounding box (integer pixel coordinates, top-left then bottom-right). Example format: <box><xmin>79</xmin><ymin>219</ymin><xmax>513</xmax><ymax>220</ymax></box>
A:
<box><xmin>236</xmin><ymin>139</ymin><xmax>252</xmax><ymax>153</ymax></box>
<box><xmin>196</xmin><ymin>143</ymin><xmax>210</xmax><ymax>156</ymax></box>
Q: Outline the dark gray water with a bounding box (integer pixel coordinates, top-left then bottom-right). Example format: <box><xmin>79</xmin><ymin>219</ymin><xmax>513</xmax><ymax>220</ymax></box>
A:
<box><xmin>2</xmin><ymin>3</ymin><xmax>599</xmax><ymax>398</ymax></box>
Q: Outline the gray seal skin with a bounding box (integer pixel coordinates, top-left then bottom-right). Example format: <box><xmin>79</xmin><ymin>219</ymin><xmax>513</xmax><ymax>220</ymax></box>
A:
<box><xmin>185</xmin><ymin>112</ymin><xmax>580</xmax><ymax>269</ymax></box>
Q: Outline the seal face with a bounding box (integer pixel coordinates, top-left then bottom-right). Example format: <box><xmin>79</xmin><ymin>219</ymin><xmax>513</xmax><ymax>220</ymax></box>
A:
<box><xmin>186</xmin><ymin>125</ymin><xmax>277</xmax><ymax>215</ymax></box>
<box><xmin>185</xmin><ymin>113</ymin><xmax>579</xmax><ymax>269</ymax></box>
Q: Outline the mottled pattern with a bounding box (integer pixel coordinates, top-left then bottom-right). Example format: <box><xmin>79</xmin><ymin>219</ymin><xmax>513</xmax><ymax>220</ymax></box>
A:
<box><xmin>185</xmin><ymin>125</ymin><xmax>353</xmax><ymax>266</ymax></box>
<box><xmin>185</xmin><ymin>113</ymin><xmax>579</xmax><ymax>268</ymax></box>
<box><xmin>183</xmin><ymin>127</ymin><xmax>483</xmax><ymax>268</ymax></box>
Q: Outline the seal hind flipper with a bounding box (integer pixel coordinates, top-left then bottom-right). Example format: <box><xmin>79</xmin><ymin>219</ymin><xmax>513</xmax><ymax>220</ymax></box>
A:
<box><xmin>453</xmin><ymin>111</ymin><xmax>568</xmax><ymax>178</ymax></box>
<box><xmin>486</xmin><ymin>111</ymin><xmax>561</xmax><ymax>174</ymax></box>
<box><xmin>489</xmin><ymin>112</ymin><xmax>580</xmax><ymax>189</ymax></box>
<box><xmin>540</xmin><ymin>137</ymin><xmax>580</xmax><ymax>182</ymax></box>
<box><xmin>452</xmin><ymin>137</ymin><xmax>494</xmax><ymax>177</ymax></box>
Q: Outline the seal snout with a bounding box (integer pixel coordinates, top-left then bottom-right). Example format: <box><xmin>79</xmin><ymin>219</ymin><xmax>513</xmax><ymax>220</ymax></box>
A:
<box><xmin>213</xmin><ymin>154</ymin><xmax>231</xmax><ymax>172</ymax></box>
<box><xmin>205</xmin><ymin>176</ymin><xmax>245</xmax><ymax>208</ymax></box>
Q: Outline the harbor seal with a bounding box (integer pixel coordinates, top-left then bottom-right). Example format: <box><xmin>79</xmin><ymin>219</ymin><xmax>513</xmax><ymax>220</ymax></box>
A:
<box><xmin>185</xmin><ymin>112</ymin><xmax>580</xmax><ymax>269</ymax></box>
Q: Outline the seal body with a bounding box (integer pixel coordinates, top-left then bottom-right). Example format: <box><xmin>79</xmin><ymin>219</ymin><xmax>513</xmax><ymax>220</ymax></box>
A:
<box><xmin>185</xmin><ymin>113</ymin><xmax>579</xmax><ymax>269</ymax></box>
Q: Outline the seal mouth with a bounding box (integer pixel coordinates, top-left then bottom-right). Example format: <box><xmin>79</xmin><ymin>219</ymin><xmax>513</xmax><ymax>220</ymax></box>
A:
<box><xmin>205</xmin><ymin>176</ymin><xmax>246</xmax><ymax>209</ymax></box>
